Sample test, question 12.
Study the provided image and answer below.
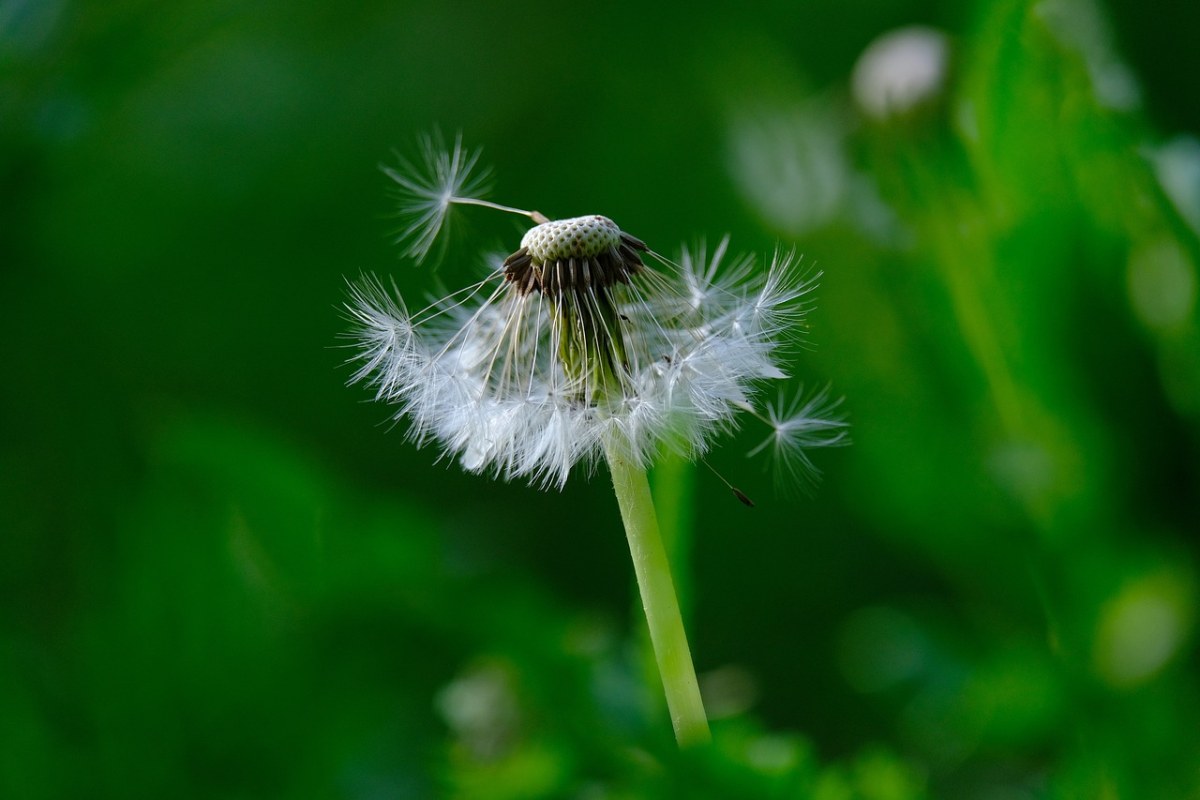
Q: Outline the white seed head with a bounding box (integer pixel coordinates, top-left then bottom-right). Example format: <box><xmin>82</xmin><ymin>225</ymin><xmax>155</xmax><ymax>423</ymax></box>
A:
<box><xmin>520</xmin><ymin>215</ymin><xmax>622</xmax><ymax>263</ymax></box>
<box><xmin>349</xmin><ymin>135</ymin><xmax>848</xmax><ymax>491</ymax></box>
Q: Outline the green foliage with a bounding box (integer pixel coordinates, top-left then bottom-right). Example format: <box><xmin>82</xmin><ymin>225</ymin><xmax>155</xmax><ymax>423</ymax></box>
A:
<box><xmin>3</xmin><ymin>0</ymin><xmax>1198</xmax><ymax>797</ymax></box>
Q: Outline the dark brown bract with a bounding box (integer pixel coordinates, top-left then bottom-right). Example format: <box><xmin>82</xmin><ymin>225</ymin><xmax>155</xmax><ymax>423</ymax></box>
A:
<box><xmin>502</xmin><ymin>218</ymin><xmax>648</xmax><ymax>296</ymax></box>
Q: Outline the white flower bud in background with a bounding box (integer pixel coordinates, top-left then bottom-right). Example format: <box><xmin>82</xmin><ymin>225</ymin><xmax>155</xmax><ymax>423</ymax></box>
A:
<box><xmin>1036</xmin><ymin>0</ymin><xmax>1140</xmax><ymax>112</ymax></box>
<box><xmin>728</xmin><ymin>105</ymin><xmax>850</xmax><ymax>237</ymax></box>
<box><xmin>1152</xmin><ymin>135</ymin><xmax>1200</xmax><ymax>236</ymax></box>
<box><xmin>852</xmin><ymin>26</ymin><xmax>950</xmax><ymax>120</ymax></box>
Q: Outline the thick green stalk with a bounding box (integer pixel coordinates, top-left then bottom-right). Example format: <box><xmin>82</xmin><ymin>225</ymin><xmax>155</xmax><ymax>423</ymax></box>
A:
<box><xmin>604</xmin><ymin>438</ymin><xmax>710</xmax><ymax>747</ymax></box>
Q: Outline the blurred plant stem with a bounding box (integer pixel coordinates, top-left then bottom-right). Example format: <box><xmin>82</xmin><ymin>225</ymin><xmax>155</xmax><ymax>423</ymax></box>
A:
<box><xmin>605</xmin><ymin>439</ymin><xmax>710</xmax><ymax>748</ymax></box>
<box><xmin>887</xmin><ymin>140</ymin><xmax>1072</xmax><ymax>531</ymax></box>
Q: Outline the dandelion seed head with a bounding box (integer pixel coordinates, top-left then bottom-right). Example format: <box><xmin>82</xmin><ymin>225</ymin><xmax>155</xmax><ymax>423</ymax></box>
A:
<box><xmin>348</xmin><ymin>135</ymin><xmax>847</xmax><ymax>492</ymax></box>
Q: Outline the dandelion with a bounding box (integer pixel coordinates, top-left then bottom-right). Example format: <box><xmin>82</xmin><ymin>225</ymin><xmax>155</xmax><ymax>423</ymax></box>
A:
<box><xmin>346</xmin><ymin>134</ymin><xmax>849</xmax><ymax>746</ymax></box>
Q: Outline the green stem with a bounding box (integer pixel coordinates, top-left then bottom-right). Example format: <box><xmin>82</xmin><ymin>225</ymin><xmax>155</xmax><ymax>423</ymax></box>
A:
<box><xmin>604</xmin><ymin>438</ymin><xmax>710</xmax><ymax>748</ymax></box>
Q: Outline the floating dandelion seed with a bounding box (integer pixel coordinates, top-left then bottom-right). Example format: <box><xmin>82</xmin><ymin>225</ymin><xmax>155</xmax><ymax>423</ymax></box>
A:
<box><xmin>345</xmin><ymin>133</ymin><xmax>849</xmax><ymax>746</ymax></box>
<box><xmin>381</xmin><ymin>130</ymin><xmax>493</xmax><ymax>263</ymax></box>
<box><xmin>748</xmin><ymin>386</ymin><xmax>851</xmax><ymax>491</ymax></box>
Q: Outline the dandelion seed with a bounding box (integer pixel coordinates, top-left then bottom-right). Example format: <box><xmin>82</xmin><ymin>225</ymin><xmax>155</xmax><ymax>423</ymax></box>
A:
<box><xmin>382</xmin><ymin>130</ymin><xmax>494</xmax><ymax>263</ymax></box>
<box><xmin>748</xmin><ymin>386</ymin><xmax>851</xmax><ymax>491</ymax></box>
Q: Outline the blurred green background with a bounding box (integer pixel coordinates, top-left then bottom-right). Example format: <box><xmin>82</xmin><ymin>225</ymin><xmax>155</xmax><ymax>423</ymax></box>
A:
<box><xmin>4</xmin><ymin>0</ymin><xmax>1200</xmax><ymax>797</ymax></box>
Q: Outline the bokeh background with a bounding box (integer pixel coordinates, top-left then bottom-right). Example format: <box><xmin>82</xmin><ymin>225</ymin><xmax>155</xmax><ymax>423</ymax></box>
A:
<box><xmin>4</xmin><ymin>0</ymin><xmax>1199</xmax><ymax>797</ymax></box>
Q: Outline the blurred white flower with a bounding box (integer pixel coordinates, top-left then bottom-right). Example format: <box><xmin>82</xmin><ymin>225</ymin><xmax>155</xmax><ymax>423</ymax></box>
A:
<box><xmin>1037</xmin><ymin>0</ymin><xmax>1140</xmax><ymax>112</ymax></box>
<box><xmin>851</xmin><ymin>26</ymin><xmax>950</xmax><ymax>120</ymax></box>
<box><xmin>729</xmin><ymin>106</ymin><xmax>850</xmax><ymax>236</ymax></box>
<box><xmin>348</xmin><ymin>137</ymin><xmax>848</xmax><ymax>489</ymax></box>
<box><xmin>1152</xmin><ymin>135</ymin><xmax>1200</xmax><ymax>235</ymax></box>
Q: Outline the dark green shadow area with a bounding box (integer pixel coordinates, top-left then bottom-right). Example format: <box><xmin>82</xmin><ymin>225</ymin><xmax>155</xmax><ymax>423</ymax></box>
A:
<box><xmin>3</xmin><ymin>0</ymin><xmax>1199</xmax><ymax>797</ymax></box>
